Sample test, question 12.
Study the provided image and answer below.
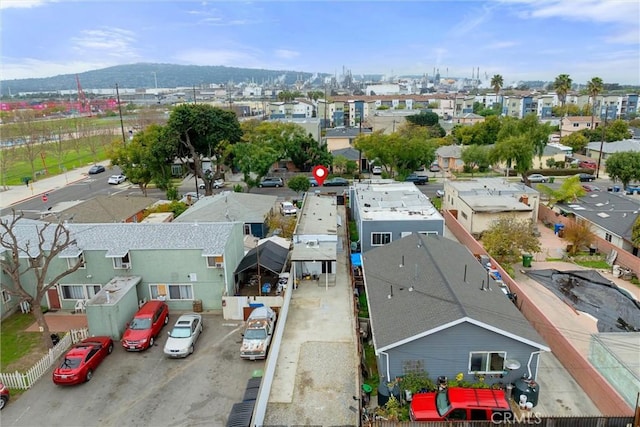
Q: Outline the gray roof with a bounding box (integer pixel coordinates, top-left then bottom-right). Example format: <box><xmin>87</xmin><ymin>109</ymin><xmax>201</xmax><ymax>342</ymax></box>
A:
<box><xmin>2</xmin><ymin>220</ymin><xmax>238</xmax><ymax>258</ymax></box>
<box><xmin>324</xmin><ymin>127</ymin><xmax>372</xmax><ymax>138</ymax></box>
<box><xmin>586</xmin><ymin>139</ymin><xmax>640</xmax><ymax>154</ymax></box>
<box><xmin>436</xmin><ymin>145</ymin><xmax>463</xmax><ymax>158</ymax></box>
<box><xmin>557</xmin><ymin>192</ymin><xmax>640</xmax><ymax>241</ymax></box>
<box><xmin>362</xmin><ymin>233</ymin><xmax>548</xmax><ymax>352</ymax></box>
<box><xmin>174</xmin><ymin>191</ymin><xmax>277</xmax><ymax>224</ymax></box>
<box><xmin>332</xmin><ymin>147</ymin><xmax>364</xmax><ymax>160</ymax></box>
<box><xmin>42</xmin><ymin>195</ymin><xmax>158</xmax><ymax>223</ymax></box>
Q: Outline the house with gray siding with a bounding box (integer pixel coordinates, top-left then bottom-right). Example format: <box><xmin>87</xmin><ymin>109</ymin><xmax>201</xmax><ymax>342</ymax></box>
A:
<box><xmin>174</xmin><ymin>191</ymin><xmax>277</xmax><ymax>238</ymax></box>
<box><xmin>1</xmin><ymin>220</ymin><xmax>244</xmax><ymax>319</ymax></box>
<box><xmin>349</xmin><ymin>181</ymin><xmax>444</xmax><ymax>253</ymax></box>
<box><xmin>362</xmin><ymin>233</ymin><xmax>549</xmax><ymax>386</ymax></box>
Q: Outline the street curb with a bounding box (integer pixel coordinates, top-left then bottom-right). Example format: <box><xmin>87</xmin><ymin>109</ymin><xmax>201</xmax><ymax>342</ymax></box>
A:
<box><xmin>8</xmin><ymin>175</ymin><xmax>88</xmax><ymax>207</ymax></box>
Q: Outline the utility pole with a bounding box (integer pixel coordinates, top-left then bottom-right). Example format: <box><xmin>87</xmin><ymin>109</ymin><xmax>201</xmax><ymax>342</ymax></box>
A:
<box><xmin>193</xmin><ymin>85</ymin><xmax>197</xmax><ymax>104</ymax></box>
<box><xmin>115</xmin><ymin>83</ymin><xmax>126</xmax><ymax>145</ymax></box>
<box><xmin>596</xmin><ymin>112</ymin><xmax>608</xmax><ymax>179</ymax></box>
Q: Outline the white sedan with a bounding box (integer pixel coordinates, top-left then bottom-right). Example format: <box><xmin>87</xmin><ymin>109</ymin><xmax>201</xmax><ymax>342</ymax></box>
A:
<box><xmin>107</xmin><ymin>174</ymin><xmax>126</xmax><ymax>185</ymax></box>
<box><xmin>163</xmin><ymin>313</ymin><xmax>203</xmax><ymax>358</ymax></box>
<box><xmin>198</xmin><ymin>178</ymin><xmax>225</xmax><ymax>189</ymax></box>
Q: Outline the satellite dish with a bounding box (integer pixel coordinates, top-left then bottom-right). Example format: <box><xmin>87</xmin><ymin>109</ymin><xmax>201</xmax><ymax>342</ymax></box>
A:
<box><xmin>505</xmin><ymin>359</ymin><xmax>521</xmax><ymax>370</ymax></box>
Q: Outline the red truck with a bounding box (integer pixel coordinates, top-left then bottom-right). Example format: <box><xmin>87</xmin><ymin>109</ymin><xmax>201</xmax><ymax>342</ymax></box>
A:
<box><xmin>410</xmin><ymin>387</ymin><xmax>512</xmax><ymax>422</ymax></box>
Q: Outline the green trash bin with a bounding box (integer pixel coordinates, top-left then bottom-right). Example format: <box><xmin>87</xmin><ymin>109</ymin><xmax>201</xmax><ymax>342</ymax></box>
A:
<box><xmin>522</xmin><ymin>254</ymin><xmax>533</xmax><ymax>268</ymax></box>
<box><xmin>549</xmin><ymin>177</ymin><xmax>555</xmax><ymax>183</ymax></box>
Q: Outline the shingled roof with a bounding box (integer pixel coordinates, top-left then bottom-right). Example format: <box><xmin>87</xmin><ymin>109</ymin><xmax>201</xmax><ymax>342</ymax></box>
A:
<box><xmin>362</xmin><ymin>233</ymin><xmax>548</xmax><ymax>352</ymax></box>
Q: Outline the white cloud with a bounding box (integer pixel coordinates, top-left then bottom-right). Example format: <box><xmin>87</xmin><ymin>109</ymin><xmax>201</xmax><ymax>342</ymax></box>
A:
<box><xmin>448</xmin><ymin>4</ymin><xmax>497</xmax><ymax>37</ymax></box>
<box><xmin>274</xmin><ymin>49</ymin><xmax>299</xmax><ymax>60</ymax></box>
<box><xmin>71</xmin><ymin>28</ymin><xmax>139</xmax><ymax>59</ymax></box>
<box><xmin>0</xmin><ymin>0</ymin><xmax>51</xmax><ymax>10</ymax></box>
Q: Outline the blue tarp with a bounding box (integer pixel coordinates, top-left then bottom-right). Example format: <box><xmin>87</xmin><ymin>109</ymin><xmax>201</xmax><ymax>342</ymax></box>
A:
<box><xmin>351</xmin><ymin>253</ymin><xmax>362</xmax><ymax>267</ymax></box>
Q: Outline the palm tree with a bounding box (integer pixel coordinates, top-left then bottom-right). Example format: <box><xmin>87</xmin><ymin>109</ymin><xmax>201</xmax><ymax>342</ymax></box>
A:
<box><xmin>553</xmin><ymin>74</ymin><xmax>573</xmax><ymax>110</ymax></box>
<box><xmin>490</xmin><ymin>74</ymin><xmax>504</xmax><ymax>110</ymax></box>
<box><xmin>587</xmin><ymin>77</ymin><xmax>604</xmax><ymax>129</ymax></box>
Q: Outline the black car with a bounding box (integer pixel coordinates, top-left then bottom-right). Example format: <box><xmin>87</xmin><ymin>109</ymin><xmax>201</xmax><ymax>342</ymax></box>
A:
<box><xmin>405</xmin><ymin>174</ymin><xmax>428</xmax><ymax>185</ymax></box>
<box><xmin>88</xmin><ymin>165</ymin><xmax>106</xmax><ymax>174</ymax></box>
<box><xmin>323</xmin><ymin>177</ymin><xmax>349</xmax><ymax>187</ymax></box>
<box><xmin>576</xmin><ymin>173</ymin><xmax>595</xmax><ymax>182</ymax></box>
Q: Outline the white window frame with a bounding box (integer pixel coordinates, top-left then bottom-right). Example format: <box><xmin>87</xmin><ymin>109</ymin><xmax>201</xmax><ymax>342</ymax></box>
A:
<box><xmin>149</xmin><ymin>283</ymin><xmax>193</xmax><ymax>301</ymax></box>
<box><xmin>1</xmin><ymin>288</ymin><xmax>11</xmax><ymax>304</ymax></box>
<box><xmin>113</xmin><ymin>253</ymin><xmax>131</xmax><ymax>269</ymax></box>
<box><xmin>59</xmin><ymin>284</ymin><xmax>102</xmax><ymax>300</ymax></box>
<box><xmin>371</xmin><ymin>232</ymin><xmax>391</xmax><ymax>246</ymax></box>
<box><xmin>468</xmin><ymin>351</ymin><xmax>506</xmax><ymax>374</ymax></box>
<box><xmin>67</xmin><ymin>252</ymin><xmax>86</xmax><ymax>269</ymax></box>
<box><xmin>206</xmin><ymin>256</ymin><xmax>224</xmax><ymax>269</ymax></box>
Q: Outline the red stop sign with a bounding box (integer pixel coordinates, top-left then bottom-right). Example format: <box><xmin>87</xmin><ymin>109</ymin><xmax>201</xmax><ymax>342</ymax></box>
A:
<box><xmin>42</xmin><ymin>194</ymin><xmax>48</xmax><ymax>202</ymax></box>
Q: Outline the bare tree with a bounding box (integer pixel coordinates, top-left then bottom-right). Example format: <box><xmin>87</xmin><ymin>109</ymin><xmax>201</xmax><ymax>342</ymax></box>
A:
<box><xmin>0</xmin><ymin>147</ymin><xmax>18</xmax><ymax>190</ymax></box>
<box><xmin>1</xmin><ymin>211</ymin><xmax>85</xmax><ymax>348</ymax></box>
<box><xmin>14</xmin><ymin>110</ymin><xmax>42</xmax><ymax>182</ymax></box>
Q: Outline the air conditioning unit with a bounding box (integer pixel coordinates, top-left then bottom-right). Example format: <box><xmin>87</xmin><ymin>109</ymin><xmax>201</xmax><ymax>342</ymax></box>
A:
<box><xmin>215</xmin><ymin>262</ymin><xmax>223</xmax><ymax>268</ymax></box>
<box><xmin>121</xmin><ymin>263</ymin><xmax>131</xmax><ymax>269</ymax></box>
<box><xmin>306</xmin><ymin>240</ymin><xmax>318</xmax><ymax>247</ymax></box>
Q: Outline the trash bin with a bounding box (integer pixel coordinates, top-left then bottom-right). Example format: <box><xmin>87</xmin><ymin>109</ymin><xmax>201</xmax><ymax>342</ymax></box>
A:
<box><xmin>589</xmin><ymin>246</ymin><xmax>597</xmax><ymax>255</ymax></box>
<box><xmin>362</xmin><ymin>384</ymin><xmax>372</xmax><ymax>399</ymax></box>
<box><xmin>192</xmin><ymin>299</ymin><xmax>203</xmax><ymax>313</ymax></box>
<box><xmin>549</xmin><ymin>177</ymin><xmax>555</xmax><ymax>183</ymax></box>
<box><xmin>522</xmin><ymin>254</ymin><xmax>533</xmax><ymax>268</ymax></box>
<box><xmin>613</xmin><ymin>185</ymin><xmax>621</xmax><ymax>192</ymax></box>
<box><xmin>554</xmin><ymin>223</ymin><xmax>565</xmax><ymax>235</ymax></box>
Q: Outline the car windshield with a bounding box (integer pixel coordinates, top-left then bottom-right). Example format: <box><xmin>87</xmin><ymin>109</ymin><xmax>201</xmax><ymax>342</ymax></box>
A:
<box><xmin>129</xmin><ymin>317</ymin><xmax>151</xmax><ymax>330</ymax></box>
<box><xmin>60</xmin><ymin>357</ymin><xmax>81</xmax><ymax>369</ymax></box>
<box><xmin>169</xmin><ymin>326</ymin><xmax>192</xmax><ymax>338</ymax></box>
<box><xmin>435</xmin><ymin>391</ymin><xmax>451</xmax><ymax>416</ymax></box>
<box><xmin>244</xmin><ymin>329</ymin><xmax>267</xmax><ymax>340</ymax></box>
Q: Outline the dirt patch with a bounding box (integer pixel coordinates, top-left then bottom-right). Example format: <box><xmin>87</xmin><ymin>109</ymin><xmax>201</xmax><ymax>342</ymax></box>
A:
<box><xmin>4</xmin><ymin>340</ymin><xmax>48</xmax><ymax>373</ymax></box>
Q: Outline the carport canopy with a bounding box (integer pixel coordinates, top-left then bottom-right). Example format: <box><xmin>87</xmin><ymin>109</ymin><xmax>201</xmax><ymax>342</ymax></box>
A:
<box><xmin>235</xmin><ymin>240</ymin><xmax>289</xmax><ymax>276</ymax></box>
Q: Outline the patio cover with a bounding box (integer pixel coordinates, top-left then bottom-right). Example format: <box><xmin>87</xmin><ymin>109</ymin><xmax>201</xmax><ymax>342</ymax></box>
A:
<box><xmin>234</xmin><ymin>240</ymin><xmax>289</xmax><ymax>276</ymax></box>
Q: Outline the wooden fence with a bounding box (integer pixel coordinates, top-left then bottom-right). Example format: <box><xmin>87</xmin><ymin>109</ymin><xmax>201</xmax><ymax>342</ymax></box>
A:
<box><xmin>0</xmin><ymin>328</ymin><xmax>89</xmax><ymax>390</ymax></box>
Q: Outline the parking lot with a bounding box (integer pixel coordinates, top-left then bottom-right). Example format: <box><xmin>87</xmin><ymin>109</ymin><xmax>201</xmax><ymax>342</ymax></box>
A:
<box><xmin>2</xmin><ymin>314</ymin><xmax>264</xmax><ymax>427</ymax></box>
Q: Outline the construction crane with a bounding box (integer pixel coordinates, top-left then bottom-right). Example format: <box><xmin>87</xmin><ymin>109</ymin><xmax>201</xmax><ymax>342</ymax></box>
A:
<box><xmin>76</xmin><ymin>74</ymin><xmax>91</xmax><ymax>116</ymax></box>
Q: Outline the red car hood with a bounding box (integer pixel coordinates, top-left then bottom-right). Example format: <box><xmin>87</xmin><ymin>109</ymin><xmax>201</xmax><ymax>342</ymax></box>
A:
<box><xmin>122</xmin><ymin>328</ymin><xmax>150</xmax><ymax>341</ymax></box>
<box><xmin>410</xmin><ymin>393</ymin><xmax>440</xmax><ymax>421</ymax></box>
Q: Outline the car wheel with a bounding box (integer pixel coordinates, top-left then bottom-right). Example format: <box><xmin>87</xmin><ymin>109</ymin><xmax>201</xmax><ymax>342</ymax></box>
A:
<box><xmin>0</xmin><ymin>396</ymin><xmax>7</xmax><ymax>410</ymax></box>
<box><xmin>542</xmin><ymin>179</ymin><xmax>547</xmax><ymax>183</ymax></box>
<box><xmin>149</xmin><ymin>336</ymin><xmax>155</xmax><ymax>347</ymax></box>
<box><xmin>85</xmin><ymin>369</ymin><xmax>93</xmax><ymax>382</ymax></box>
<box><xmin>189</xmin><ymin>344</ymin><xmax>194</xmax><ymax>355</ymax></box>
<box><xmin>276</xmin><ymin>184</ymin><xmax>281</xmax><ymax>187</ymax></box>
<box><xmin>108</xmin><ymin>343</ymin><xmax>113</xmax><ymax>354</ymax></box>
<box><xmin>258</xmin><ymin>184</ymin><xmax>263</xmax><ymax>188</ymax></box>
<box><xmin>164</xmin><ymin>315</ymin><xmax>169</xmax><ymax>325</ymax></box>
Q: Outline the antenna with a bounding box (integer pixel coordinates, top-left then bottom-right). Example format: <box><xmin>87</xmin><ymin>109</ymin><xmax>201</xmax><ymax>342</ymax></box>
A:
<box><xmin>388</xmin><ymin>285</ymin><xmax>393</xmax><ymax>299</ymax></box>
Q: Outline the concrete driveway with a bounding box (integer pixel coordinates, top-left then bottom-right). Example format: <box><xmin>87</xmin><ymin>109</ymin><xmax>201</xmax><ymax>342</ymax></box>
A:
<box><xmin>2</xmin><ymin>314</ymin><xmax>263</xmax><ymax>427</ymax></box>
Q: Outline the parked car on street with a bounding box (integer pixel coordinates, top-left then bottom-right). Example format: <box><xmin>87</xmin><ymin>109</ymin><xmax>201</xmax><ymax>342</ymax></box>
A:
<box><xmin>323</xmin><ymin>177</ymin><xmax>349</xmax><ymax>187</ymax></box>
<box><xmin>579</xmin><ymin>160</ymin><xmax>597</xmax><ymax>169</ymax></box>
<box><xmin>625</xmin><ymin>183</ymin><xmax>640</xmax><ymax>195</ymax></box>
<box><xmin>576</xmin><ymin>173</ymin><xmax>595</xmax><ymax>182</ymax></box>
<box><xmin>436</xmin><ymin>190</ymin><xmax>445</xmax><ymax>198</ymax></box>
<box><xmin>163</xmin><ymin>313</ymin><xmax>203</xmax><ymax>358</ymax></box>
<box><xmin>122</xmin><ymin>300</ymin><xmax>169</xmax><ymax>351</ymax></box>
<box><xmin>405</xmin><ymin>174</ymin><xmax>429</xmax><ymax>185</ymax></box>
<box><xmin>52</xmin><ymin>336</ymin><xmax>114</xmax><ymax>385</ymax></box>
<box><xmin>259</xmin><ymin>177</ymin><xmax>284</xmax><ymax>187</ymax></box>
<box><xmin>522</xmin><ymin>173</ymin><xmax>548</xmax><ymax>183</ymax></box>
<box><xmin>107</xmin><ymin>174</ymin><xmax>126</xmax><ymax>185</ymax></box>
<box><xmin>582</xmin><ymin>184</ymin><xmax>601</xmax><ymax>192</ymax></box>
<box><xmin>371</xmin><ymin>166</ymin><xmax>383</xmax><ymax>175</ymax></box>
<box><xmin>198</xmin><ymin>178</ymin><xmax>225</xmax><ymax>189</ymax></box>
<box><xmin>0</xmin><ymin>382</ymin><xmax>9</xmax><ymax>410</ymax></box>
<box><xmin>429</xmin><ymin>163</ymin><xmax>441</xmax><ymax>172</ymax></box>
<box><xmin>307</xmin><ymin>176</ymin><xmax>318</xmax><ymax>187</ymax></box>
<box><xmin>88</xmin><ymin>165</ymin><xmax>106</xmax><ymax>175</ymax></box>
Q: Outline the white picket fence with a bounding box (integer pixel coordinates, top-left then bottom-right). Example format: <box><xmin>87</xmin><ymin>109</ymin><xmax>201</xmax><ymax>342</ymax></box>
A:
<box><xmin>0</xmin><ymin>328</ymin><xmax>89</xmax><ymax>390</ymax></box>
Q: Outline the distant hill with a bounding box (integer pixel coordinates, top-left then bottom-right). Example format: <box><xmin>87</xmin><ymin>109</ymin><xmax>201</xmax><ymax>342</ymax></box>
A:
<box><xmin>0</xmin><ymin>63</ymin><xmax>331</xmax><ymax>96</ymax></box>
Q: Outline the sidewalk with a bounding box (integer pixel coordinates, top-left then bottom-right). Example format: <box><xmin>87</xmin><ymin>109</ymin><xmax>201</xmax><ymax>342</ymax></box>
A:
<box><xmin>0</xmin><ymin>168</ymin><xmax>90</xmax><ymax>209</ymax></box>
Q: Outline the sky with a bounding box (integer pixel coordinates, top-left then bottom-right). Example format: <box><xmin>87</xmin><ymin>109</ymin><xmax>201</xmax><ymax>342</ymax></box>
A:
<box><xmin>1</xmin><ymin>0</ymin><xmax>639</xmax><ymax>85</ymax></box>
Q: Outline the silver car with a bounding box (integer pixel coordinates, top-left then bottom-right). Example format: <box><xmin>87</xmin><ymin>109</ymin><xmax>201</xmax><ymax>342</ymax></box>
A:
<box><xmin>163</xmin><ymin>313</ymin><xmax>203</xmax><ymax>358</ymax></box>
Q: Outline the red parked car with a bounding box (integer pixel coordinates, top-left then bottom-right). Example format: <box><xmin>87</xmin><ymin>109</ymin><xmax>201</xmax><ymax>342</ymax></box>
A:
<box><xmin>579</xmin><ymin>160</ymin><xmax>597</xmax><ymax>170</ymax></box>
<box><xmin>410</xmin><ymin>387</ymin><xmax>512</xmax><ymax>421</ymax></box>
<box><xmin>122</xmin><ymin>300</ymin><xmax>169</xmax><ymax>351</ymax></box>
<box><xmin>0</xmin><ymin>382</ymin><xmax>9</xmax><ymax>410</ymax></box>
<box><xmin>52</xmin><ymin>336</ymin><xmax>114</xmax><ymax>385</ymax></box>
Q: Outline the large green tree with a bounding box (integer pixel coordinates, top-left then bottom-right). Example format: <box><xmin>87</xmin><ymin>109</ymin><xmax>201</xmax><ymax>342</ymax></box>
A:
<box><xmin>553</xmin><ymin>74</ymin><xmax>573</xmax><ymax>108</ymax></box>
<box><xmin>166</xmin><ymin>104</ymin><xmax>242</xmax><ymax>195</ymax></box>
<box><xmin>605</xmin><ymin>151</ymin><xmax>640</xmax><ymax>188</ymax></box>
<box><xmin>537</xmin><ymin>175</ymin><xmax>586</xmax><ymax>207</ymax></box>
<box><xmin>461</xmin><ymin>144</ymin><xmax>491</xmax><ymax>174</ymax></box>
<box><xmin>406</xmin><ymin>111</ymin><xmax>439</xmax><ymax>127</ymax></box>
<box><xmin>632</xmin><ymin>216</ymin><xmax>640</xmax><ymax>248</ymax></box>
<box><xmin>586</xmin><ymin>77</ymin><xmax>604</xmax><ymax>129</ymax></box>
<box><xmin>560</xmin><ymin>132</ymin><xmax>589</xmax><ymax>154</ymax></box>
<box><xmin>481</xmin><ymin>216</ymin><xmax>541</xmax><ymax>264</ymax></box>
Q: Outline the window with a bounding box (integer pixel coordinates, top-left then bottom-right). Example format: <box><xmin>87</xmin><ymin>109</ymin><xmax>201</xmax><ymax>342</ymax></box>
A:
<box><xmin>113</xmin><ymin>253</ymin><xmax>130</xmax><ymax>269</ymax></box>
<box><xmin>1</xmin><ymin>289</ymin><xmax>10</xmax><ymax>304</ymax></box>
<box><xmin>461</xmin><ymin>211</ymin><xmax>468</xmax><ymax>219</ymax></box>
<box><xmin>605</xmin><ymin>233</ymin><xmax>612</xmax><ymax>242</ymax></box>
<box><xmin>60</xmin><ymin>284</ymin><xmax>101</xmax><ymax>300</ymax></box>
<box><xmin>371</xmin><ymin>232</ymin><xmax>391</xmax><ymax>246</ymax></box>
<box><xmin>573</xmin><ymin>123</ymin><xmax>579</xmax><ymax>128</ymax></box>
<box><xmin>67</xmin><ymin>253</ymin><xmax>86</xmax><ymax>269</ymax></box>
<box><xmin>469</xmin><ymin>351</ymin><xmax>506</xmax><ymax>373</ymax></box>
<box><xmin>207</xmin><ymin>256</ymin><xmax>224</xmax><ymax>268</ymax></box>
<box><xmin>150</xmin><ymin>284</ymin><xmax>193</xmax><ymax>300</ymax></box>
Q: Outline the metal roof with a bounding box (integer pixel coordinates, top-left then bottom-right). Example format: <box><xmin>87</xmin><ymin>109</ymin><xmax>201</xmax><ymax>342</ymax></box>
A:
<box><xmin>174</xmin><ymin>191</ymin><xmax>277</xmax><ymax>223</ymax></box>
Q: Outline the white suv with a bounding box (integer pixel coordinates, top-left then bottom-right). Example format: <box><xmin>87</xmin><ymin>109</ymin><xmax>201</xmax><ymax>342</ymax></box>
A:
<box><xmin>280</xmin><ymin>201</ymin><xmax>298</xmax><ymax>216</ymax></box>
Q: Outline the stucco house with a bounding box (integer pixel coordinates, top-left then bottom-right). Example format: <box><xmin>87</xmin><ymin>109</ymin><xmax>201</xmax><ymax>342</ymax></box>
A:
<box><xmin>174</xmin><ymin>191</ymin><xmax>278</xmax><ymax>238</ymax></box>
<box><xmin>0</xmin><ymin>220</ymin><xmax>244</xmax><ymax>319</ymax></box>
<box><xmin>435</xmin><ymin>145</ymin><xmax>464</xmax><ymax>172</ymax></box>
<box><xmin>443</xmin><ymin>178</ymin><xmax>540</xmax><ymax>237</ymax></box>
<box><xmin>585</xmin><ymin>139</ymin><xmax>640</xmax><ymax>163</ymax></box>
<box><xmin>560</xmin><ymin>116</ymin><xmax>601</xmax><ymax>137</ymax></box>
<box><xmin>323</xmin><ymin>127</ymin><xmax>373</xmax><ymax>152</ymax></box>
<box><xmin>362</xmin><ymin>233</ymin><xmax>549</xmax><ymax>386</ymax></box>
<box><xmin>349</xmin><ymin>181</ymin><xmax>444</xmax><ymax>253</ymax></box>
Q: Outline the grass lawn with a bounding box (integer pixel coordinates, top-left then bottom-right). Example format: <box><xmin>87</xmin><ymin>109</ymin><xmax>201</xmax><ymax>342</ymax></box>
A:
<box><xmin>0</xmin><ymin>312</ymin><xmax>48</xmax><ymax>373</ymax></box>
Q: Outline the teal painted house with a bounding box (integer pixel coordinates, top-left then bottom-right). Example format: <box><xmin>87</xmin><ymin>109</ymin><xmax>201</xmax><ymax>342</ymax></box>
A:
<box><xmin>1</xmin><ymin>220</ymin><xmax>245</xmax><ymax>318</ymax></box>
